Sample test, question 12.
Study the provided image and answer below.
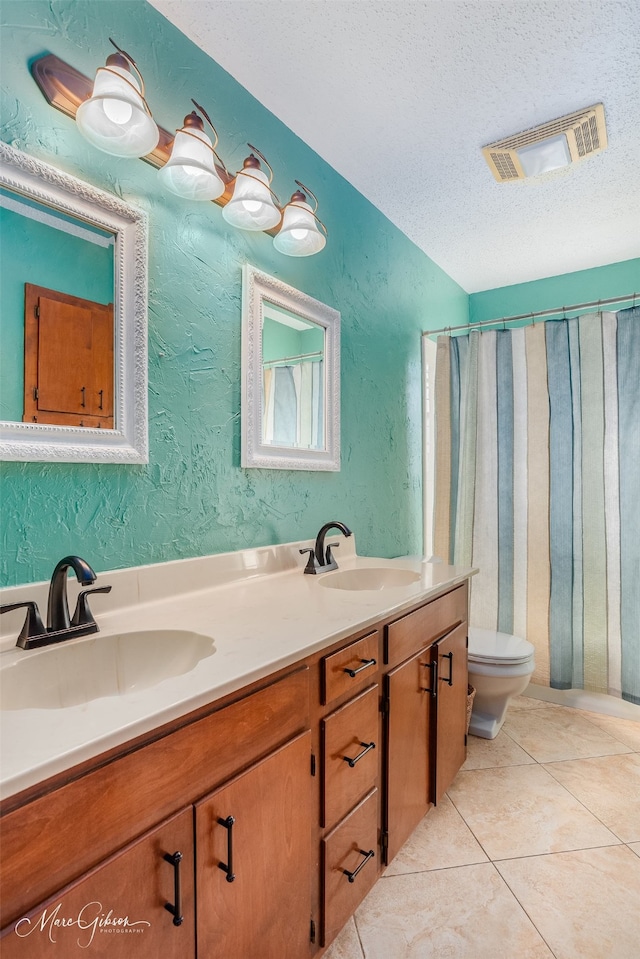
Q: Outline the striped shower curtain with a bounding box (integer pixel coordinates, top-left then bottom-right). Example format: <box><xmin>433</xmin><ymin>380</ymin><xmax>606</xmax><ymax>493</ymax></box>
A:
<box><xmin>433</xmin><ymin>307</ymin><xmax>639</xmax><ymax>705</ymax></box>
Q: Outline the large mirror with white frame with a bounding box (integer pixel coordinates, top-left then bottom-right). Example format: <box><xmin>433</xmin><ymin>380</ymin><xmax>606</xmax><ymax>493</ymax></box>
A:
<box><xmin>241</xmin><ymin>265</ymin><xmax>340</xmax><ymax>470</ymax></box>
<box><xmin>0</xmin><ymin>141</ymin><xmax>148</xmax><ymax>463</ymax></box>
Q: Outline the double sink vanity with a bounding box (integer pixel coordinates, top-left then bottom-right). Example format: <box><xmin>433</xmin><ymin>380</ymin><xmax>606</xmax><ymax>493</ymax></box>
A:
<box><xmin>0</xmin><ymin>532</ymin><xmax>474</xmax><ymax>957</ymax></box>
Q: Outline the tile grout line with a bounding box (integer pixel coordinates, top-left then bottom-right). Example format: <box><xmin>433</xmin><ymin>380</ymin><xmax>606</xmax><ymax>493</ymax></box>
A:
<box><xmin>541</xmin><ymin>755</ymin><xmax>636</xmax><ymax>844</ymax></box>
<box><xmin>445</xmin><ymin>790</ymin><xmax>495</xmax><ymax>862</ymax></box>
<box><xmin>488</xmin><ymin>859</ymin><xmax>561</xmax><ymax>959</ymax></box>
<box><xmin>490</xmin><ymin>841</ymin><xmax>631</xmax><ymax>865</ymax></box>
<box><xmin>451</xmin><ymin>748</ymin><xmax>624</xmax><ymax>858</ymax></box>
<box><xmin>499</xmin><ymin>724</ymin><xmax>542</xmax><ymax>764</ymax></box>
<box><xmin>352</xmin><ymin>915</ymin><xmax>367</xmax><ymax>959</ymax></box>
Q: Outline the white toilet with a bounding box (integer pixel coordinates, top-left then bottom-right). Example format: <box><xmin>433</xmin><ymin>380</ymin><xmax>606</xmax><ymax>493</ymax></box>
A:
<box><xmin>467</xmin><ymin>627</ymin><xmax>535</xmax><ymax>739</ymax></box>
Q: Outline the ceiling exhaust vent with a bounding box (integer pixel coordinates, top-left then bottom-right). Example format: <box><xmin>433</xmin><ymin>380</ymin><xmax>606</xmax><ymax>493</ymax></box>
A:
<box><xmin>482</xmin><ymin>104</ymin><xmax>607</xmax><ymax>182</ymax></box>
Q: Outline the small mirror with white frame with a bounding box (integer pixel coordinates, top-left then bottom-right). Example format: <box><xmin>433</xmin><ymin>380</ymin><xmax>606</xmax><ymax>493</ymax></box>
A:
<box><xmin>241</xmin><ymin>265</ymin><xmax>340</xmax><ymax>470</ymax></box>
<box><xmin>0</xmin><ymin>141</ymin><xmax>148</xmax><ymax>464</ymax></box>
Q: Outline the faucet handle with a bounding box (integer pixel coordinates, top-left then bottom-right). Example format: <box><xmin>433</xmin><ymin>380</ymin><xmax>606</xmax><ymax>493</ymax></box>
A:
<box><xmin>71</xmin><ymin>586</ymin><xmax>112</xmax><ymax>628</ymax></box>
<box><xmin>0</xmin><ymin>601</ymin><xmax>47</xmax><ymax>645</ymax></box>
<box><xmin>299</xmin><ymin>548</ymin><xmax>319</xmax><ymax>575</ymax></box>
<box><xmin>324</xmin><ymin>542</ymin><xmax>341</xmax><ymax>570</ymax></box>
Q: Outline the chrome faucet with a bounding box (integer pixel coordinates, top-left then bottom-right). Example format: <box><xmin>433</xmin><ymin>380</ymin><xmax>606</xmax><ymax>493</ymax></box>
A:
<box><xmin>0</xmin><ymin>556</ymin><xmax>111</xmax><ymax>650</ymax></box>
<box><xmin>300</xmin><ymin>521</ymin><xmax>352</xmax><ymax>574</ymax></box>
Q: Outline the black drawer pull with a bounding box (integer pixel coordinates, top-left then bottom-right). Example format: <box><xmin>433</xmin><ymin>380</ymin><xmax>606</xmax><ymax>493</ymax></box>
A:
<box><xmin>163</xmin><ymin>851</ymin><xmax>184</xmax><ymax>926</ymax></box>
<box><xmin>343</xmin><ymin>741</ymin><xmax>376</xmax><ymax>767</ymax></box>
<box><xmin>344</xmin><ymin>657</ymin><xmax>377</xmax><ymax>678</ymax></box>
<box><xmin>343</xmin><ymin>849</ymin><xmax>375</xmax><ymax>883</ymax></box>
<box><xmin>421</xmin><ymin>659</ymin><xmax>438</xmax><ymax>698</ymax></box>
<box><xmin>441</xmin><ymin>651</ymin><xmax>454</xmax><ymax>686</ymax></box>
<box><xmin>217</xmin><ymin>815</ymin><xmax>236</xmax><ymax>882</ymax></box>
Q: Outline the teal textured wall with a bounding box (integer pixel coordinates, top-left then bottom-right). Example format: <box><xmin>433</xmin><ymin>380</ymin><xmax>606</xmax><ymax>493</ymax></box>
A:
<box><xmin>0</xmin><ymin>0</ymin><xmax>468</xmax><ymax>586</ymax></box>
<box><xmin>470</xmin><ymin>258</ymin><xmax>639</xmax><ymax>324</ymax></box>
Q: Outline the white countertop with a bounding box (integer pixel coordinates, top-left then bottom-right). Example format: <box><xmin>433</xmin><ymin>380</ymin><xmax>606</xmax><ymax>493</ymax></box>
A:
<box><xmin>0</xmin><ymin>537</ymin><xmax>474</xmax><ymax>800</ymax></box>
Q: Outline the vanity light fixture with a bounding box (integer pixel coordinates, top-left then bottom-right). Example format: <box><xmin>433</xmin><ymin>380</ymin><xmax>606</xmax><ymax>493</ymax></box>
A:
<box><xmin>75</xmin><ymin>39</ymin><xmax>159</xmax><ymax>158</ymax></box>
<box><xmin>273</xmin><ymin>182</ymin><xmax>327</xmax><ymax>256</ymax></box>
<box><xmin>222</xmin><ymin>146</ymin><xmax>282</xmax><ymax>231</ymax></box>
<box><xmin>158</xmin><ymin>101</ymin><xmax>227</xmax><ymax>201</ymax></box>
<box><xmin>30</xmin><ymin>51</ymin><xmax>328</xmax><ymax>256</ymax></box>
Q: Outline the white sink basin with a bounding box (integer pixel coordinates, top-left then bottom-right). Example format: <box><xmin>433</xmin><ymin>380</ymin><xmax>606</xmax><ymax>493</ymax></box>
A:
<box><xmin>318</xmin><ymin>567</ymin><xmax>420</xmax><ymax>591</ymax></box>
<box><xmin>0</xmin><ymin>629</ymin><xmax>215</xmax><ymax>710</ymax></box>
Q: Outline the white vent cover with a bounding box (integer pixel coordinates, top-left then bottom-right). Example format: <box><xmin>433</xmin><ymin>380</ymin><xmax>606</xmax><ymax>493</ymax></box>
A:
<box><xmin>482</xmin><ymin>103</ymin><xmax>607</xmax><ymax>182</ymax></box>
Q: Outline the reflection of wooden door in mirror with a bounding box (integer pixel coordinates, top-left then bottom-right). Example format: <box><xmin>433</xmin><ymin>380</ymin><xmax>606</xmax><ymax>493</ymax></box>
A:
<box><xmin>23</xmin><ymin>284</ymin><xmax>114</xmax><ymax>428</ymax></box>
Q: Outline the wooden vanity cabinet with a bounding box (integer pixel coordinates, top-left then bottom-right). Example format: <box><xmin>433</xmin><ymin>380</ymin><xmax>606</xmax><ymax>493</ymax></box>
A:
<box><xmin>0</xmin><ymin>580</ymin><xmax>471</xmax><ymax>959</ymax></box>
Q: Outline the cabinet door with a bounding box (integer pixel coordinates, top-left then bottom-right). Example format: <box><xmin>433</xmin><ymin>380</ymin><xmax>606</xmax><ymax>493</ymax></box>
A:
<box><xmin>384</xmin><ymin>646</ymin><xmax>433</xmax><ymax>864</ymax></box>
<box><xmin>0</xmin><ymin>808</ymin><xmax>194</xmax><ymax>958</ymax></box>
<box><xmin>434</xmin><ymin>622</ymin><xmax>468</xmax><ymax>803</ymax></box>
<box><xmin>23</xmin><ymin>284</ymin><xmax>114</xmax><ymax>427</ymax></box>
<box><xmin>196</xmin><ymin>731</ymin><xmax>312</xmax><ymax>959</ymax></box>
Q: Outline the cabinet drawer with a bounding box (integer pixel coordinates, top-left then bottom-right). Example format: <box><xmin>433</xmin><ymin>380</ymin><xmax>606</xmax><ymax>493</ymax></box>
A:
<box><xmin>385</xmin><ymin>584</ymin><xmax>467</xmax><ymax>668</ymax></box>
<box><xmin>322</xmin><ymin>685</ymin><xmax>379</xmax><ymax>830</ymax></box>
<box><xmin>322</xmin><ymin>631</ymin><xmax>379</xmax><ymax>705</ymax></box>
<box><xmin>322</xmin><ymin>788</ymin><xmax>379</xmax><ymax>947</ymax></box>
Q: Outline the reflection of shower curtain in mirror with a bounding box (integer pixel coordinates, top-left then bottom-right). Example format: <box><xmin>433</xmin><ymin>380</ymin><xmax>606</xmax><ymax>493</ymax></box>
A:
<box><xmin>263</xmin><ymin>360</ymin><xmax>324</xmax><ymax>448</ymax></box>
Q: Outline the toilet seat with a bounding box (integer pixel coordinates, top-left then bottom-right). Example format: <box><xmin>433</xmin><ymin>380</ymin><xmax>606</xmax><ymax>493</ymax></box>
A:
<box><xmin>468</xmin><ymin>627</ymin><xmax>534</xmax><ymax>666</ymax></box>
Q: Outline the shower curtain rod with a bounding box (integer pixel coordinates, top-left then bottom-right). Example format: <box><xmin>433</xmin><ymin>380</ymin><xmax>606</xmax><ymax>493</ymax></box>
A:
<box><xmin>263</xmin><ymin>350</ymin><xmax>323</xmax><ymax>367</ymax></box>
<box><xmin>424</xmin><ymin>291</ymin><xmax>639</xmax><ymax>338</ymax></box>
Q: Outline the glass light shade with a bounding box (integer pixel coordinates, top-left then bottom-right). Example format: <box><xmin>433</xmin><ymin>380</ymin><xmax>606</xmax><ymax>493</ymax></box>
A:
<box><xmin>222</xmin><ymin>166</ymin><xmax>281</xmax><ymax>231</ymax></box>
<box><xmin>76</xmin><ymin>64</ymin><xmax>159</xmax><ymax>158</ymax></box>
<box><xmin>158</xmin><ymin>127</ymin><xmax>225</xmax><ymax>200</ymax></box>
<box><xmin>516</xmin><ymin>133</ymin><xmax>571</xmax><ymax>177</ymax></box>
<box><xmin>273</xmin><ymin>199</ymin><xmax>326</xmax><ymax>256</ymax></box>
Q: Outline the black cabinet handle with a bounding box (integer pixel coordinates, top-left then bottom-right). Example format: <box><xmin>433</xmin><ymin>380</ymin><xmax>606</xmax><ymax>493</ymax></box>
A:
<box><xmin>217</xmin><ymin>816</ymin><xmax>236</xmax><ymax>882</ymax></box>
<box><xmin>343</xmin><ymin>741</ymin><xmax>376</xmax><ymax>768</ymax></box>
<box><xmin>344</xmin><ymin>657</ymin><xmax>377</xmax><ymax>678</ymax></box>
<box><xmin>441</xmin><ymin>651</ymin><xmax>454</xmax><ymax>686</ymax></box>
<box><xmin>80</xmin><ymin>386</ymin><xmax>86</xmax><ymax>408</ymax></box>
<box><xmin>343</xmin><ymin>849</ymin><xmax>375</xmax><ymax>883</ymax></box>
<box><xmin>421</xmin><ymin>659</ymin><xmax>438</xmax><ymax>698</ymax></box>
<box><xmin>163</xmin><ymin>851</ymin><xmax>184</xmax><ymax>926</ymax></box>
<box><xmin>98</xmin><ymin>389</ymin><xmax>104</xmax><ymax>410</ymax></box>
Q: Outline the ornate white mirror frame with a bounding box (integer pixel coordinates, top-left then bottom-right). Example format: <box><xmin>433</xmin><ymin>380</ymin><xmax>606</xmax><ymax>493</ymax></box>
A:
<box><xmin>0</xmin><ymin>141</ymin><xmax>148</xmax><ymax>463</ymax></box>
<box><xmin>241</xmin><ymin>265</ymin><xmax>340</xmax><ymax>470</ymax></box>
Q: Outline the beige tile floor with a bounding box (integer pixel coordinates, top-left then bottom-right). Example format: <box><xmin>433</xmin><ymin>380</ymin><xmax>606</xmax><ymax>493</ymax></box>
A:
<box><xmin>324</xmin><ymin>695</ymin><xmax>640</xmax><ymax>959</ymax></box>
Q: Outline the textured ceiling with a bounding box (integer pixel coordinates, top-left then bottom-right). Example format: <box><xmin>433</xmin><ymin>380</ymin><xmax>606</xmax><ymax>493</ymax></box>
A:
<box><xmin>148</xmin><ymin>0</ymin><xmax>640</xmax><ymax>293</ymax></box>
